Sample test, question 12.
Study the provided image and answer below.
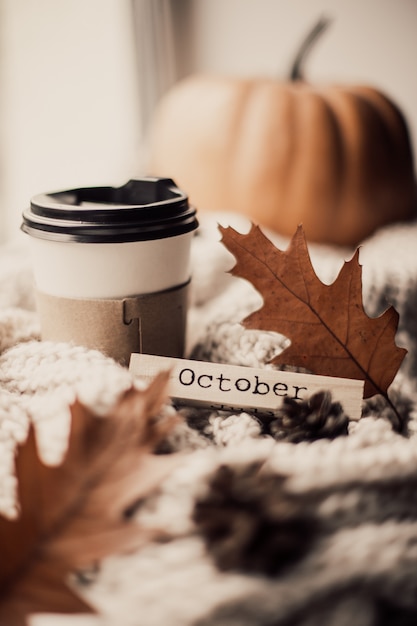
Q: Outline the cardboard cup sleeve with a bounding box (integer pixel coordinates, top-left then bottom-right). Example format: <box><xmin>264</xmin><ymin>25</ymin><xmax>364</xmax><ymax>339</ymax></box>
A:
<box><xmin>36</xmin><ymin>281</ymin><xmax>190</xmax><ymax>366</ymax></box>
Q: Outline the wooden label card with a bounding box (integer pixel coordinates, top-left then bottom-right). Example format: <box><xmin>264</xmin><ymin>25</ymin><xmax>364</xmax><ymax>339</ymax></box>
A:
<box><xmin>130</xmin><ymin>354</ymin><xmax>364</xmax><ymax>420</ymax></box>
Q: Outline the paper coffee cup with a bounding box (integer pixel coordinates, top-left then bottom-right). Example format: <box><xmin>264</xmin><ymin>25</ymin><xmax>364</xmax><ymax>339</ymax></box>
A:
<box><xmin>21</xmin><ymin>177</ymin><xmax>198</xmax><ymax>365</ymax></box>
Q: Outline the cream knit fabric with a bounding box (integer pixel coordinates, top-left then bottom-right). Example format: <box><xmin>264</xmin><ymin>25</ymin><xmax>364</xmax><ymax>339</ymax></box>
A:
<box><xmin>1</xmin><ymin>214</ymin><xmax>417</xmax><ymax>626</ymax></box>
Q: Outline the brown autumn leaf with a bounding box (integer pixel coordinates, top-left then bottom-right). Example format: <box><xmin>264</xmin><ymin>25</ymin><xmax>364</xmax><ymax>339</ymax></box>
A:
<box><xmin>0</xmin><ymin>371</ymin><xmax>180</xmax><ymax>626</ymax></box>
<box><xmin>220</xmin><ymin>224</ymin><xmax>406</xmax><ymax>427</ymax></box>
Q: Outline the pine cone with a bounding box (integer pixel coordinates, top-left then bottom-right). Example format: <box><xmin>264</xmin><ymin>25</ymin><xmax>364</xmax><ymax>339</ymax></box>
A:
<box><xmin>193</xmin><ymin>462</ymin><xmax>318</xmax><ymax>576</ymax></box>
<box><xmin>269</xmin><ymin>390</ymin><xmax>349</xmax><ymax>443</ymax></box>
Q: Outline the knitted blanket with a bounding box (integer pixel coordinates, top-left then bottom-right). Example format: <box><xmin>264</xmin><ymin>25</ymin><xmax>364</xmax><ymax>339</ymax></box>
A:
<box><xmin>1</xmin><ymin>213</ymin><xmax>417</xmax><ymax>626</ymax></box>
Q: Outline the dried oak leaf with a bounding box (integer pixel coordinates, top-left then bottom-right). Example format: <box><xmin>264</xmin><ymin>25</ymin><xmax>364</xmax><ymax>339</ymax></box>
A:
<box><xmin>220</xmin><ymin>224</ymin><xmax>406</xmax><ymax>427</ymax></box>
<box><xmin>0</xmin><ymin>371</ymin><xmax>180</xmax><ymax>626</ymax></box>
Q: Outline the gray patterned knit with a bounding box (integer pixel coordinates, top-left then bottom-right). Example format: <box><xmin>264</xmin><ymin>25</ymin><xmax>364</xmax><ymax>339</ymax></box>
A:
<box><xmin>1</xmin><ymin>213</ymin><xmax>417</xmax><ymax>626</ymax></box>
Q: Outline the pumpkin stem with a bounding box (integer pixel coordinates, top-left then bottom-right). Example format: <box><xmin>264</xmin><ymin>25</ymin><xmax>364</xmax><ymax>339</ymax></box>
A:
<box><xmin>289</xmin><ymin>16</ymin><xmax>332</xmax><ymax>82</ymax></box>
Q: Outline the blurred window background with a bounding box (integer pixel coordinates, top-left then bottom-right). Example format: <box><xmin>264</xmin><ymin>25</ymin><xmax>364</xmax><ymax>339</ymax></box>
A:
<box><xmin>0</xmin><ymin>0</ymin><xmax>416</xmax><ymax>242</ymax></box>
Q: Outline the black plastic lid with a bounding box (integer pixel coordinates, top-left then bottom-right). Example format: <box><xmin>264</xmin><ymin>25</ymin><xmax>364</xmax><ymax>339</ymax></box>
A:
<box><xmin>21</xmin><ymin>177</ymin><xmax>198</xmax><ymax>243</ymax></box>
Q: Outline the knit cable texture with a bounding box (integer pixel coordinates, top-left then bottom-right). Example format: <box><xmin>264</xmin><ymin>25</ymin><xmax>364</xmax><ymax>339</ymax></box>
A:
<box><xmin>1</xmin><ymin>216</ymin><xmax>417</xmax><ymax>626</ymax></box>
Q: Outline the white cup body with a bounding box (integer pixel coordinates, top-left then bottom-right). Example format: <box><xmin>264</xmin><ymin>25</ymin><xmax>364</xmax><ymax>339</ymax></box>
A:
<box><xmin>28</xmin><ymin>231</ymin><xmax>194</xmax><ymax>299</ymax></box>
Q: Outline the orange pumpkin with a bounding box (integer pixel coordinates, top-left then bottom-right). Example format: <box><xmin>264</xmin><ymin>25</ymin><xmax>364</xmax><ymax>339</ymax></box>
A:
<box><xmin>148</xmin><ymin>20</ymin><xmax>416</xmax><ymax>246</ymax></box>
